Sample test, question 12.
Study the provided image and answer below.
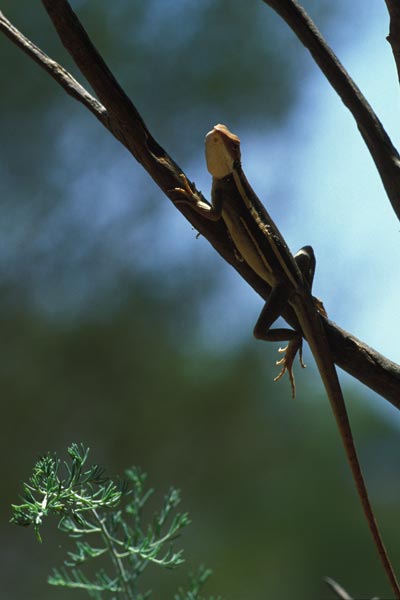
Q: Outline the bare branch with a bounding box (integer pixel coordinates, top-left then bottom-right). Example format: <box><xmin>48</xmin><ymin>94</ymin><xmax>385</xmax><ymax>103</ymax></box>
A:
<box><xmin>0</xmin><ymin>11</ymin><xmax>107</xmax><ymax>125</ymax></box>
<box><xmin>327</xmin><ymin>319</ymin><xmax>400</xmax><ymax>408</ymax></box>
<box><xmin>261</xmin><ymin>0</ymin><xmax>400</xmax><ymax>222</ymax></box>
<box><xmin>324</xmin><ymin>577</ymin><xmax>353</xmax><ymax>600</ymax></box>
<box><xmin>38</xmin><ymin>0</ymin><xmax>233</xmax><ymax>252</ymax></box>
<box><xmin>385</xmin><ymin>0</ymin><xmax>400</xmax><ymax>85</ymax></box>
<box><xmin>1</xmin><ymin>4</ymin><xmax>399</xmax><ymax>406</ymax></box>
<box><xmin>324</xmin><ymin>576</ymin><xmax>379</xmax><ymax>600</ymax></box>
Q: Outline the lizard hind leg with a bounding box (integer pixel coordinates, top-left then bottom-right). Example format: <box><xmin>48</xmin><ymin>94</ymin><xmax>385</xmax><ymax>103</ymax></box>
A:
<box><xmin>253</xmin><ymin>284</ymin><xmax>304</xmax><ymax>398</ymax></box>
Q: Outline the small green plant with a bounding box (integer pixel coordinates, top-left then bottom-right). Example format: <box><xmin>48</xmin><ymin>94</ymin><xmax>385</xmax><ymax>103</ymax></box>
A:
<box><xmin>11</xmin><ymin>443</ymin><xmax>219</xmax><ymax>599</ymax></box>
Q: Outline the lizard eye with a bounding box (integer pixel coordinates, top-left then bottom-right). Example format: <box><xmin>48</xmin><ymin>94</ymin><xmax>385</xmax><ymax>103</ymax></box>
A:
<box><xmin>230</xmin><ymin>141</ymin><xmax>241</xmax><ymax>159</ymax></box>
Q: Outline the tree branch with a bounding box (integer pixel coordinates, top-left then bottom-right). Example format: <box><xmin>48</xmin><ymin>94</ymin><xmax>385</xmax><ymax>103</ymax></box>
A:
<box><xmin>0</xmin><ymin>11</ymin><xmax>107</xmax><ymax>125</ymax></box>
<box><xmin>385</xmin><ymin>0</ymin><xmax>400</xmax><ymax>85</ymax></box>
<box><xmin>1</xmin><ymin>3</ymin><xmax>399</xmax><ymax>407</ymax></box>
<box><xmin>324</xmin><ymin>577</ymin><xmax>353</xmax><ymax>600</ymax></box>
<box><xmin>327</xmin><ymin>319</ymin><xmax>400</xmax><ymax>407</ymax></box>
<box><xmin>261</xmin><ymin>0</ymin><xmax>400</xmax><ymax>222</ymax></box>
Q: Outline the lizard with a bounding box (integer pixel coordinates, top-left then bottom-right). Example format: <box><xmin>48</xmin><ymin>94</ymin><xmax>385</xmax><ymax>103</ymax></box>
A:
<box><xmin>174</xmin><ymin>123</ymin><xmax>400</xmax><ymax>597</ymax></box>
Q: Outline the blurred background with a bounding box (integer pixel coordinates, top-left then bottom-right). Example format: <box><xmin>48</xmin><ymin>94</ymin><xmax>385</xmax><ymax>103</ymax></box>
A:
<box><xmin>1</xmin><ymin>1</ymin><xmax>400</xmax><ymax>598</ymax></box>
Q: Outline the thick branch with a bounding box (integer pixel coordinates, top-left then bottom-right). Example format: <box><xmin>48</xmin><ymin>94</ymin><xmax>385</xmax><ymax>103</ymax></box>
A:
<box><xmin>261</xmin><ymin>0</ymin><xmax>400</xmax><ymax>222</ymax></box>
<box><xmin>385</xmin><ymin>0</ymin><xmax>400</xmax><ymax>85</ymax></box>
<box><xmin>1</xmin><ymin>4</ymin><xmax>399</xmax><ymax>407</ymax></box>
<box><xmin>38</xmin><ymin>0</ymin><xmax>230</xmax><ymax>252</ymax></box>
<box><xmin>326</xmin><ymin>319</ymin><xmax>400</xmax><ymax>407</ymax></box>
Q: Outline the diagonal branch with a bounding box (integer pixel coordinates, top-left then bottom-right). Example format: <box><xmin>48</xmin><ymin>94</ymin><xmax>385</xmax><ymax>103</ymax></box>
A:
<box><xmin>261</xmin><ymin>0</ymin><xmax>400</xmax><ymax>222</ymax></box>
<box><xmin>385</xmin><ymin>0</ymin><xmax>400</xmax><ymax>85</ymax></box>
<box><xmin>327</xmin><ymin>319</ymin><xmax>400</xmax><ymax>407</ymax></box>
<box><xmin>324</xmin><ymin>577</ymin><xmax>353</xmax><ymax>600</ymax></box>
<box><xmin>0</xmin><ymin>11</ymin><xmax>107</xmax><ymax>125</ymax></box>
<box><xmin>0</xmin><ymin>3</ymin><xmax>399</xmax><ymax>407</ymax></box>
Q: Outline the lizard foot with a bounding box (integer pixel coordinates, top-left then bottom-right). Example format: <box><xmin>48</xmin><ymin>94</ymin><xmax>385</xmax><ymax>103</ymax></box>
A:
<box><xmin>172</xmin><ymin>174</ymin><xmax>213</xmax><ymax>214</ymax></box>
<box><xmin>274</xmin><ymin>337</ymin><xmax>305</xmax><ymax>399</ymax></box>
<box><xmin>173</xmin><ymin>173</ymin><xmax>196</xmax><ymax>200</ymax></box>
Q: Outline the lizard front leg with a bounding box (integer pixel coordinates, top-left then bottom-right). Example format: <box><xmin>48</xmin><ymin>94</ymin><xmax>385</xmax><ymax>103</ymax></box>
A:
<box><xmin>173</xmin><ymin>174</ymin><xmax>222</xmax><ymax>221</ymax></box>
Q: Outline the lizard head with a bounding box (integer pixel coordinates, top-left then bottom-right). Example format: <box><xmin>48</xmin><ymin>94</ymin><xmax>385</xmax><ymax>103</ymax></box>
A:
<box><xmin>205</xmin><ymin>124</ymin><xmax>241</xmax><ymax>179</ymax></box>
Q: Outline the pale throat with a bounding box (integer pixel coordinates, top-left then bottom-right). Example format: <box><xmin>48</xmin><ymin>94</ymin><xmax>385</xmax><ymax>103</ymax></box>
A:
<box><xmin>205</xmin><ymin>129</ymin><xmax>235</xmax><ymax>179</ymax></box>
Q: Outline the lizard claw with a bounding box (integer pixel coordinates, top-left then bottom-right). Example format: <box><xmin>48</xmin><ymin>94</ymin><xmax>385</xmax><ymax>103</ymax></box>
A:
<box><xmin>172</xmin><ymin>174</ymin><xmax>212</xmax><ymax>214</ymax></box>
<box><xmin>173</xmin><ymin>173</ymin><xmax>196</xmax><ymax>200</ymax></box>
<box><xmin>274</xmin><ymin>338</ymin><xmax>305</xmax><ymax>399</ymax></box>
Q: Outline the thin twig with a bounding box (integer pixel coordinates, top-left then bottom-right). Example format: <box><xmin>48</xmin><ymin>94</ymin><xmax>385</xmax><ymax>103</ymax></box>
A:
<box><xmin>325</xmin><ymin>577</ymin><xmax>353</xmax><ymax>600</ymax></box>
<box><xmin>0</xmin><ymin>4</ymin><xmax>399</xmax><ymax>406</ymax></box>
<box><xmin>261</xmin><ymin>0</ymin><xmax>400</xmax><ymax>222</ymax></box>
<box><xmin>324</xmin><ymin>576</ymin><xmax>380</xmax><ymax>600</ymax></box>
<box><xmin>385</xmin><ymin>0</ymin><xmax>400</xmax><ymax>85</ymax></box>
<box><xmin>0</xmin><ymin>11</ymin><xmax>107</xmax><ymax>125</ymax></box>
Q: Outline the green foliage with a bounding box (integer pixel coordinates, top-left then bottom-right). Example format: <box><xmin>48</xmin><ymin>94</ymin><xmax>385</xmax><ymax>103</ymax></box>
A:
<box><xmin>11</xmin><ymin>443</ymin><xmax>219</xmax><ymax>600</ymax></box>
